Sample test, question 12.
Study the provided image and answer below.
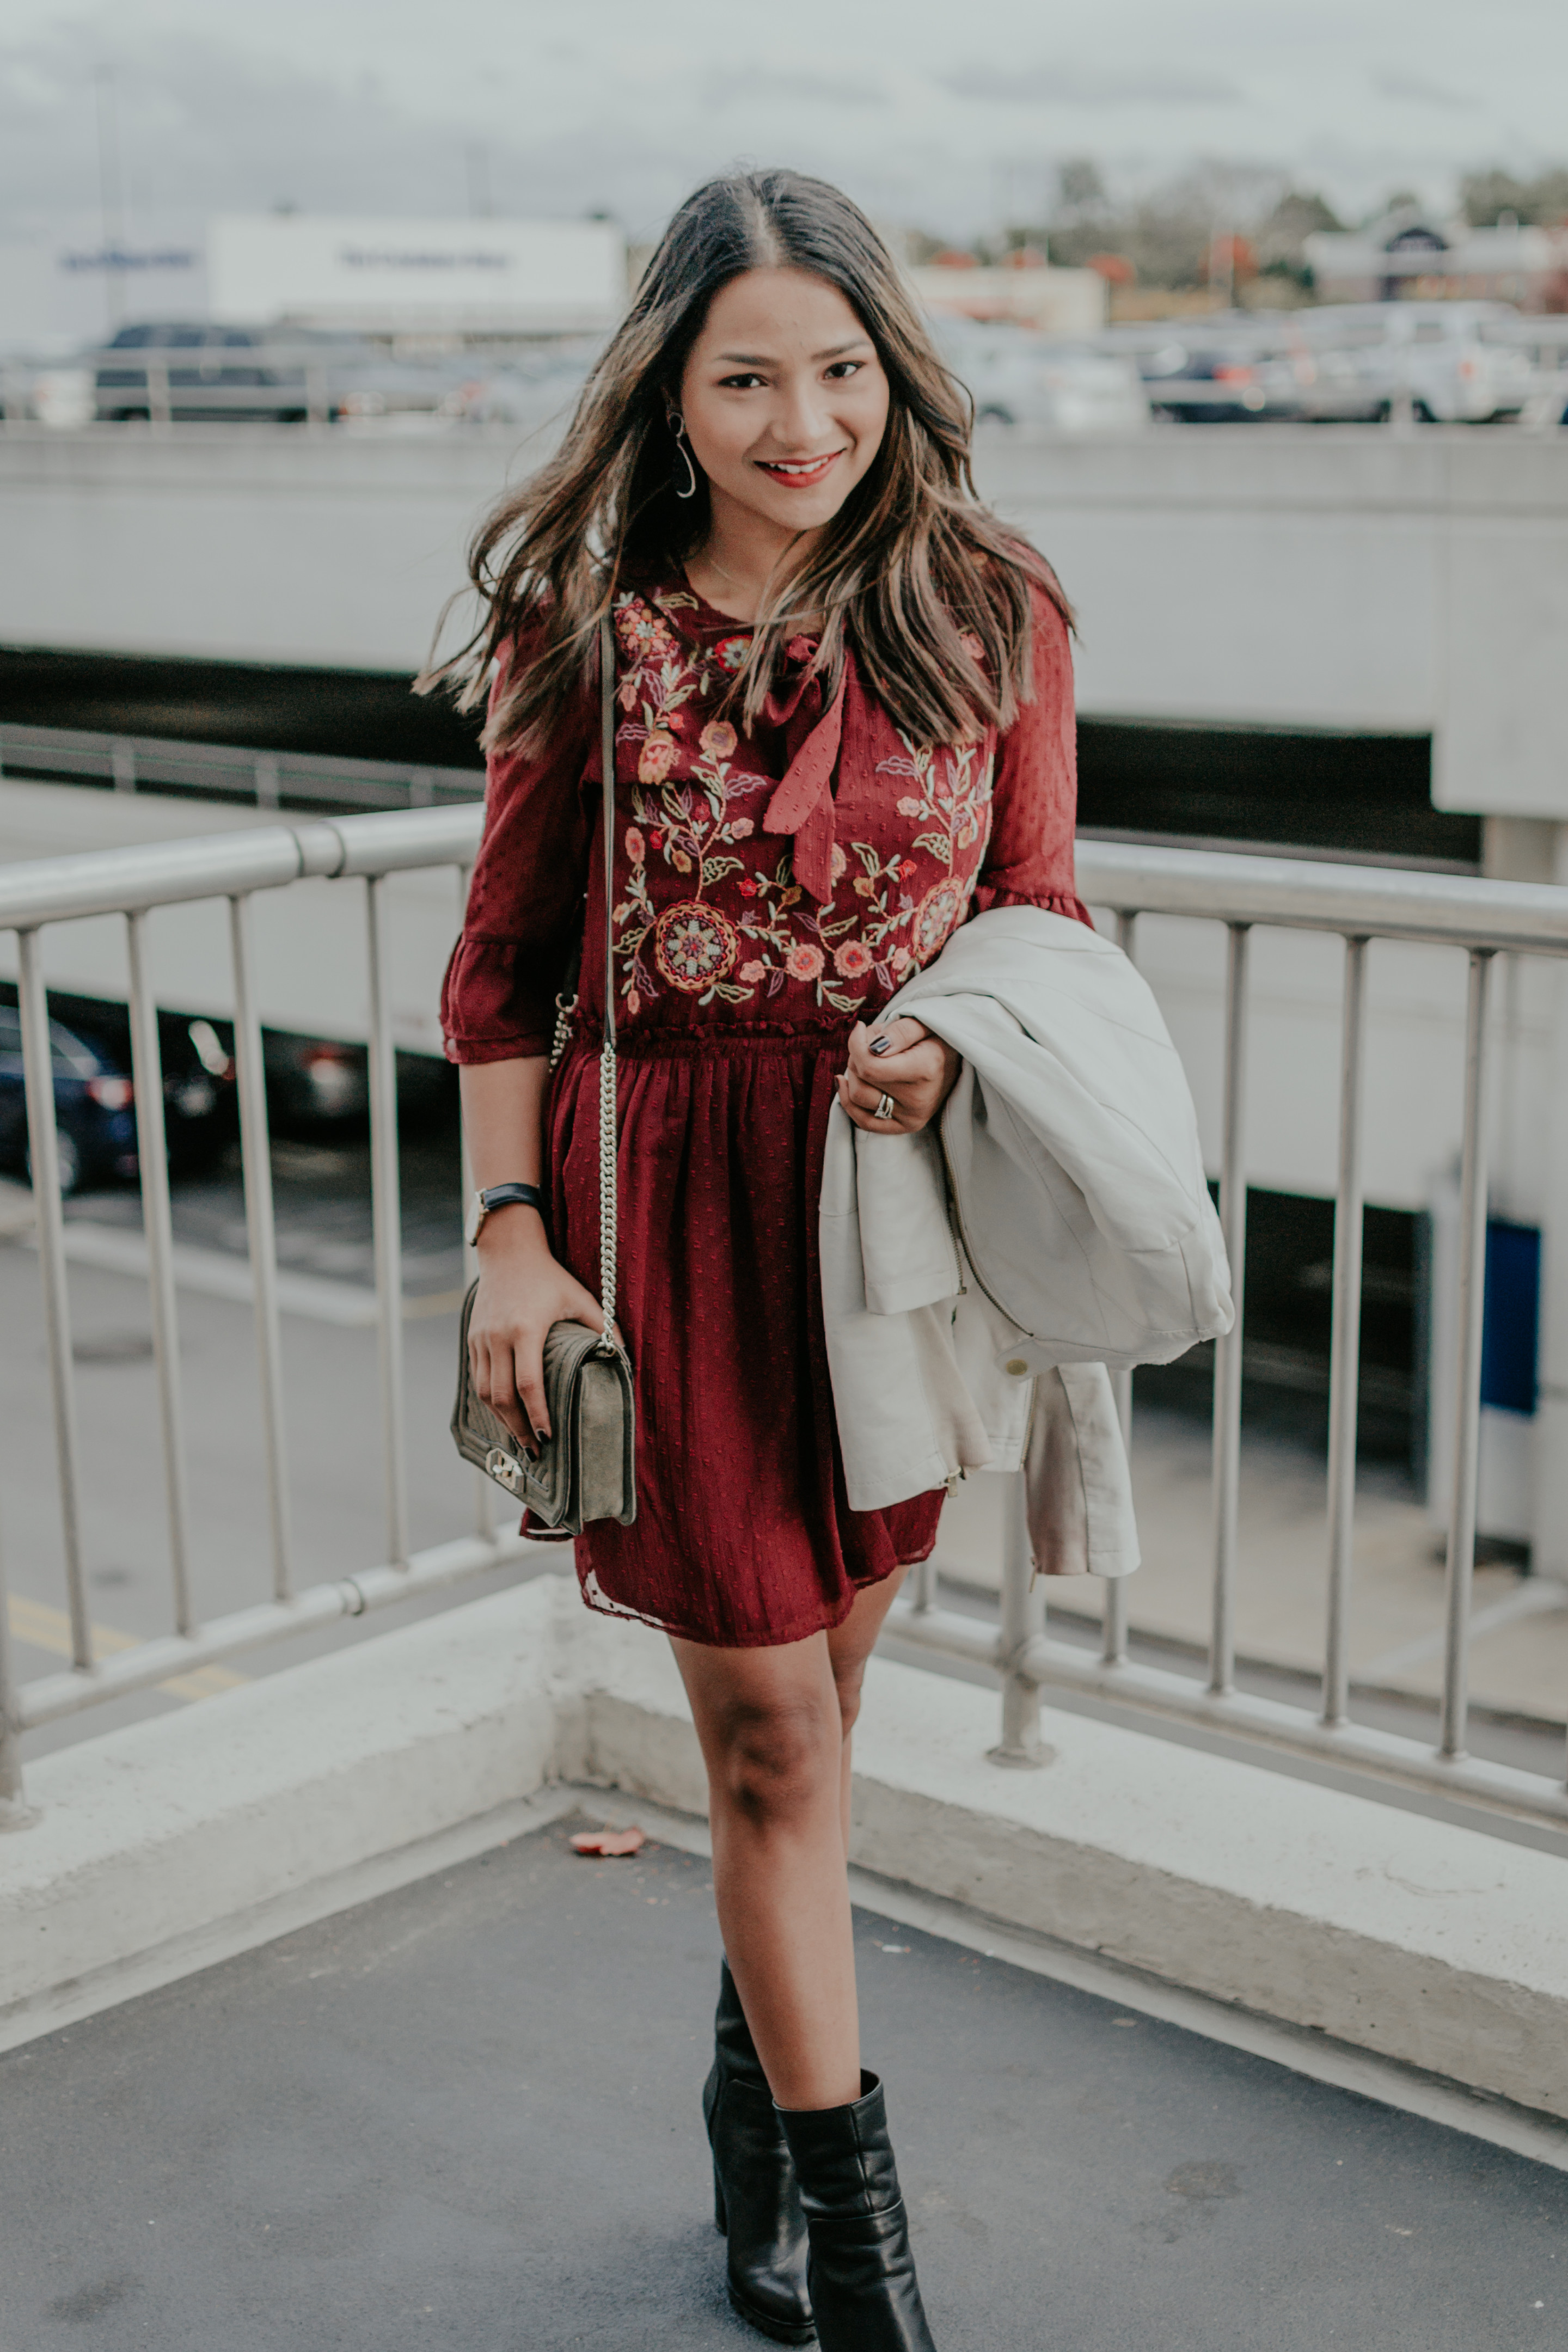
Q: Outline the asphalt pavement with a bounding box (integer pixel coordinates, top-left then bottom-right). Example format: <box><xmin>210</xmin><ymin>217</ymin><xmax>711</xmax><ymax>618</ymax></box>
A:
<box><xmin>1</xmin><ymin>1812</ymin><xmax>1563</xmax><ymax>2352</ymax></box>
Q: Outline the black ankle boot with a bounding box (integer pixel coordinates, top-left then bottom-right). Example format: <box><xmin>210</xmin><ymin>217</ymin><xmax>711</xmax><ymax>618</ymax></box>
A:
<box><xmin>702</xmin><ymin>1960</ymin><xmax>815</xmax><ymax>2344</ymax></box>
<box><xmin>778</xmin><ymin>2073</ymin><xmax>937</xmax><ymax>2352</ymax></box>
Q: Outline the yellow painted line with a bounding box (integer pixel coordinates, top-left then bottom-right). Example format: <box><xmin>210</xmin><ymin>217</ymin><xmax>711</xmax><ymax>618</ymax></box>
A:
<box><xmin>8</xmin><ymin>1594</ymin><xmax>248</xmax><ymax>1703</ymax></box>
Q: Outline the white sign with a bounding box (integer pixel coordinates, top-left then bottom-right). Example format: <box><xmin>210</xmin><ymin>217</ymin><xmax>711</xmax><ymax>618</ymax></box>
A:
<box><xmin>209</xmin><ymin>214</ymin><xmax>625</xmax><ymax>333</ymax></box>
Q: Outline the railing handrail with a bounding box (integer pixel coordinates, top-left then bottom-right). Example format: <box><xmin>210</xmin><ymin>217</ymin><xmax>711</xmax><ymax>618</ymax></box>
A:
<box><xmin>1075</xmin><ymin>837</ymin><xmax>1568</xmax><ymax>953</ymax></box>
<box><xmin>0</xmin><ymin>718</ymin><xmax>481</xmax><ymax>802</ymax></box>
<box><xmin>4</xmin><ymin>813</ymin><xmax>1565</xmax><ymax>952</ymax></box>
<box><xmin>0</xmin><ymin>805</ymin><xmax>486</xmax><ymax>930</ymax></box>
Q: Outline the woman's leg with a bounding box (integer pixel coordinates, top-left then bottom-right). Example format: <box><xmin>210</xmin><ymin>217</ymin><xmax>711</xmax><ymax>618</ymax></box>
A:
<box><xmin>826</xmin><ymin>1563</ymin><xmax>910</xmax><ymax>1857</ymax></box>
<box><xmin>671</xmin><ymin>1566</ymin><xmax>910</xmax><ymax>2113</ymax></box>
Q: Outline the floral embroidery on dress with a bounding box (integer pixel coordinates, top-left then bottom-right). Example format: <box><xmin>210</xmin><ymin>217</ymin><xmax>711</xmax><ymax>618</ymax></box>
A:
<box><xmin>608</xmin><ymin>591</ymin><xmax>995</xmax><ymax>1019</ymax></box>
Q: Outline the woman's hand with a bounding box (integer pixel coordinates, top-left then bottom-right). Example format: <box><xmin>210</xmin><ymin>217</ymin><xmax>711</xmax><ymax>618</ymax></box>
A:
<box><xmin>467</xmin><ymin>1211</ymin><xmax>604</xmax><ymax>1453</ymax></box>
<box><xmin>836</xmin><ymin>1015</ymin><xmax>960</xmax><ymax>1137</ymax></box>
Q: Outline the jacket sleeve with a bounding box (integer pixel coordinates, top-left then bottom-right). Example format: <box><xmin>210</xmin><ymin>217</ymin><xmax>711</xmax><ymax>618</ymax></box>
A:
<box><xmin>439</xmin><ymin>629</ymin><xmax>596</xmax><ymax>1064</ymax></box>
<box><xmin>973</xmin><ymin>585</ymin><xmax>1094</xmax><ymax>931</ymax></box>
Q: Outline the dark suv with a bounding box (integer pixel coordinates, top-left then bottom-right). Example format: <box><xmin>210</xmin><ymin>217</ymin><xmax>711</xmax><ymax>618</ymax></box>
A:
<box><xmin>92</xmin><ymin>323</ymin><xmax>364</xmax><ymax>424</ymax></box>
<box><xmin>0</xmin><ymin>989</ymin><xmax>235</xmax><ymax>1196</ymax></box>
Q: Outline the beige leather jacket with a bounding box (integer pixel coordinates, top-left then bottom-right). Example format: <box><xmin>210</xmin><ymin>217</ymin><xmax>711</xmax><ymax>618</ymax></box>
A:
<box><xmin>818</xmin><ymin>907</ymin><xmax>1235</xmax><ymax>1579</ymax></box>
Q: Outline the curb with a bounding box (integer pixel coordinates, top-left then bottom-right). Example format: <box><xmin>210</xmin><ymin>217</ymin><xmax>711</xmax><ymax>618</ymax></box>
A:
<box><xmin>2</xmin><ymin>1575</ymin><xmax>1565</xmax><ymax>2139</ymax></box>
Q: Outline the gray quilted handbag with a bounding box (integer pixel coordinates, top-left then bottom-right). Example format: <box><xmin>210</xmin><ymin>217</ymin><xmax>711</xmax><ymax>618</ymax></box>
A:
<box><xmin>450</xmin><ymin>614</ymin><xmax>636</xmax><ymax>1533</ymax></box>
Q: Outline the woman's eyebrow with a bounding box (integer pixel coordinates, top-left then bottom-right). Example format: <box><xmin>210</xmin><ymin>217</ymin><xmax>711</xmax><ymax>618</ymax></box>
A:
<box><xmin>710</xmin><ymin>336</ymin><xmax>873</xmax><ymax>366</ymax></box>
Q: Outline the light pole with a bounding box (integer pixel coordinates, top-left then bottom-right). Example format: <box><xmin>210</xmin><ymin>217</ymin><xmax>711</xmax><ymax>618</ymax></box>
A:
<box><xmin>95</xmin><ymin>64</ymin><xmax>125</xmax><ymax>335</ymax></box>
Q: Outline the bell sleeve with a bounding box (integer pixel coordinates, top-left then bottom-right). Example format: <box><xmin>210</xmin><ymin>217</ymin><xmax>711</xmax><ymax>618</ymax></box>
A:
<box><xmin>973</xmin><ymin>584</ymin><xmax>1094</xmax><ymax>932</ymax></box>
<box><xmin>439</xmin><ymin>632</ymin><xmax>596</xmax><ymax>1064</ymax></box>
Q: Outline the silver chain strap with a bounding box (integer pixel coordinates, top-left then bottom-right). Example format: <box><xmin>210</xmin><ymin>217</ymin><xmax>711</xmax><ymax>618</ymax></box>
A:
<box><xmin>597</xmin><ymin>1038</ymin><xmax>618</xmax><ymax>1343</ymax></box>
<box><xmin>595</xmin><ymin>612</ymin><xmax>620</xmax><ymax>1355</ymax></box>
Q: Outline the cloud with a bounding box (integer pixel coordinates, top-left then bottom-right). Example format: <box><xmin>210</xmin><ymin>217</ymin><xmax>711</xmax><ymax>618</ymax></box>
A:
<box><xmin>703</xmin><ymin>70</ymin><xmax>886</xmax><ymax>110</ymax></box>
<box><xmin>944</xmin><ymin>62</ymin><xmax>1241</xmax><ymax>108</ymax></box>
<box><xmin>1372</xmin><ymin>70</ymin><xmax>1476</xmax><ymax>113</ymax></box>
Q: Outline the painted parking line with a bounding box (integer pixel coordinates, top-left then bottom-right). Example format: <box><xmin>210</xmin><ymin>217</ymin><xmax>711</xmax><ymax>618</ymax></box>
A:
<box><xmin>7</xmin><ymin>1595</ymin><xmax>248</xmax><ymax>1703</ymax></box>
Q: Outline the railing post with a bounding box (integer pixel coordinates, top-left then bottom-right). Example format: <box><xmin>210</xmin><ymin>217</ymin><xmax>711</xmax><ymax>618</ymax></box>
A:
<box><xmin>988</xmin><ymin>1472</ymin><xmax>1049</xmax><ymax>1768</ymax></box>
<box><xmin>17</xmin><ymin>930</ymin><xmax>91</xmax><ymax>1672</ymax></box>
<box><xmin>1440</xmin><ymin>949</ymin><xmax>1495</xmax><ymax>1761</ymax></box>
<box><xmin>126</xmin><ymin>910</ymin><xmax>195</xmax><ymax>1636</ymax></box>
<box><xmin>1321</xmin><ymin>935</ymin><xmax>1369</xmax><ymax>1728</ymax></box>
<box><xmin>1104</xmin><ymin>906</ymin><xmax>1138</xmax><ymax>1668</ymax></box>
<box><xmin>148</xmin><ymin>357</ymin><xmax>172</xmax><ymax>430</ymax></box>
<box><xmin>0</xmin><ymin>1505</ymin><xmax>29</xmax><ymax>1824</ymax></box>
<box><xmin>366</xmin><ymin>875</ymin><xmax>411</xmax><ymax>1569</ymax></box>
<box><xmin>456</xmin><ymin>863</ymin><xmax>497</xmax><ymax>1543</ymax></box>
<box><xmin>229</xmin><ymin>893</ymin><xmax>294</xmax><ymax>1600</ymax></box>
<box><xmin>1209</xmin><ymin>922</ymin><xmax>1251</xmax><ymax>1697</ymax></box>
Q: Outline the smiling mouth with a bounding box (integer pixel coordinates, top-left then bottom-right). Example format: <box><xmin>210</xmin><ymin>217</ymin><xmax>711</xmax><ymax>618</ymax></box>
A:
<box><xmin>755</xmin><ymin>451</ymin><xmax>844</xmax><ymax>488</ymax></box>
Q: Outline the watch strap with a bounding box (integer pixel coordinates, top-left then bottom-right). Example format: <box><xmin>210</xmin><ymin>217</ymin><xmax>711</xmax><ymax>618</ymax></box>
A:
<box><xmin>480</xmin><ymin>1181</ymin><xmax>543</xmax><ymax>1217</ymax></box>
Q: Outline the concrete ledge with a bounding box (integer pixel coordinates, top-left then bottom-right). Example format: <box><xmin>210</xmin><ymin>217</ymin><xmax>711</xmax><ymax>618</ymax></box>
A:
<box><xmin>3</xmin><ymin>1574</ymin><xmax>1567</xmax><ymax>2136</ymax></box>
<box><xmin>0</xmin><ymin>1579</ymin><xmax>568</xmax><ymax>2043</ymax></box>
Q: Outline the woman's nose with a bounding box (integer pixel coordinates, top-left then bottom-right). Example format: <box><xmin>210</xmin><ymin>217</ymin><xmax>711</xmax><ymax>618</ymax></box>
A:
<box><xmin>775</xmin><ymin>378</ymin><xmax>830</xmax><ymax>448</ymax></box>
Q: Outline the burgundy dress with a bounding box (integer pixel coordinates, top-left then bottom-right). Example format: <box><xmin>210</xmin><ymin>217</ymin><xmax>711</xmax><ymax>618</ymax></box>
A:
<box><xmin>442</xmin><ymin>581</ymin><xmax>1091</xmax><ymax>1649</ymax></box>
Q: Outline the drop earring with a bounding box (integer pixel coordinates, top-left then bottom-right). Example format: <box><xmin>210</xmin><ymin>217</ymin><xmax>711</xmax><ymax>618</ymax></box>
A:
<box><xmin>669</xmin><ymin>412</ymin><xmax>699</xmax><ymax>501</ymax></box>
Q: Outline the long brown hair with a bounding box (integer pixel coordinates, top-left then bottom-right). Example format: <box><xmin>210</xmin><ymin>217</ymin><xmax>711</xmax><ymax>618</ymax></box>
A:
<box><xmin>422</xmin><ymin>169</ymin><xmax>1071</xmax><ymax>755</ymax></box>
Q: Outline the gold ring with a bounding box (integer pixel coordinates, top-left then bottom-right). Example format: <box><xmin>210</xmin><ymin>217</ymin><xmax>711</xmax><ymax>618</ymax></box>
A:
<box><xmin>874</xmin><ymin>1091</ymin><xmax>897</xmax><ymax>1120</ymax></box>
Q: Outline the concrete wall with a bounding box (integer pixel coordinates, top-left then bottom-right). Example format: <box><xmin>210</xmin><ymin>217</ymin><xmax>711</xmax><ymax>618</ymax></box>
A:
<box><xmin>978</xmin><ymin>430</ymin><xmax>1568</xmax><ymax>823</ymax></box>
<box><xmin>3</xmin><ymin>424</ymin><xmax>1566</xmax><ymax>820</ymax></box>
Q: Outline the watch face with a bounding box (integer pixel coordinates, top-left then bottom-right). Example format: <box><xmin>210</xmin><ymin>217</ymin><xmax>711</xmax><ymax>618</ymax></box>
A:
<box><xmin>464</xmin><ymin>1190</ymin><xmax>486</xmax><ymax>1248</ymax></box>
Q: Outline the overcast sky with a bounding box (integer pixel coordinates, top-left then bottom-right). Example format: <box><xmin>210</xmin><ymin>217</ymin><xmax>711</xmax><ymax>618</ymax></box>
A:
<box><xmin>4</xmin><ymin>0</ymin><xmax>1566</xmax><ymax>248</ymax></box>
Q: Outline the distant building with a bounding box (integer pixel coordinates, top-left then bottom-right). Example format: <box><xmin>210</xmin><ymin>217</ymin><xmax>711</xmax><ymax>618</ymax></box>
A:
<box><xmin>208</xmin><ymin>215</ymin><xmax>627</xmax><ymax>338</ymax></box>
<box><xmin>907</xmin><ymin>256</ymin><xmax>1106</xmax><ymax>336</ymax></box>
<box><xmin>0</xmin><ymin>242</ymin><xmax>204</xmax><ymax>353</ymax></box>
<box><xmin>1305</xmin><ymin>204</ymin><xmax>1565</xmax><ymax>307</ymax></box>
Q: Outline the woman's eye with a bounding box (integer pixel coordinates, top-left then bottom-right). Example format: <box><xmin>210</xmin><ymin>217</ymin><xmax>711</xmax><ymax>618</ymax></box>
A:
<box><xmin>824</xmin><ymin>361</ymin><xmax>863</xmax><ymax>380</ymax></box>
<box><xmin>719</xmin><ymin>372</ymin><xmax>766</xmax><ymax>390</ymax></box>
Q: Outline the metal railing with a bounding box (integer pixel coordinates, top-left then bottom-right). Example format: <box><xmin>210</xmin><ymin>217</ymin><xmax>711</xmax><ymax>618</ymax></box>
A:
<box><xmin>2</xmin><ymin>816</ymin><xmax>1566</xmax><ymax>1839</ymax></box>
<box><xmin>0</xmin><ymin>804</ymin><xmax>513</xmax><ymax>1818</ymax></box>
<box><xmin>0</xmin><ymin>721</ymin><xmax>482</xmax><ymax>818</ymax></box>
<box><xmin>892</xmin><ymin>840</ymin><xmax>1568</xmax><ymax>1840</ymax></box>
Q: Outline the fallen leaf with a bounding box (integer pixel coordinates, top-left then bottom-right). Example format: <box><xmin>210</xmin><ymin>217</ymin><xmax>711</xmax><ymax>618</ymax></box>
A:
<box><xmin>570</xmin><ymin>1826</ymin><xmax>646</xmax><ymax>1858</ymax></box>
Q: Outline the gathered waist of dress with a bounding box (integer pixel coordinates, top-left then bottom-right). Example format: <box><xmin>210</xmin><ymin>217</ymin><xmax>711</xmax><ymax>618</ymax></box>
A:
<box><xmin>563</xmin><ymin>1014</ymin><xmax>859</xmax><ymax>1062</ymax></box>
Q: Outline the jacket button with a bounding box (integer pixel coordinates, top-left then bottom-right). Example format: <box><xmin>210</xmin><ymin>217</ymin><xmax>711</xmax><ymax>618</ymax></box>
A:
<box><xmin>1005</xmin><ymin>1358</ymin><xmax>1030</xmax><ymax>1377</ymax></box>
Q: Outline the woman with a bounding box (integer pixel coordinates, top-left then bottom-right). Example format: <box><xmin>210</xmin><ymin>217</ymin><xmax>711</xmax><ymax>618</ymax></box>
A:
<box><xmin>435</xmin><ymin>168</ymin><xmax>1088</xmax><ymax>2350</ymax></box>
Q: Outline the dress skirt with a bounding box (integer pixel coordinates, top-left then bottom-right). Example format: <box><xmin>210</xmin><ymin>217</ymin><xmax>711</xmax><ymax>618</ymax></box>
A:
<box><xmin>546</xmin><ymin>1017</ymin><xmax>944</xmax><ymax>1649</ymax></box>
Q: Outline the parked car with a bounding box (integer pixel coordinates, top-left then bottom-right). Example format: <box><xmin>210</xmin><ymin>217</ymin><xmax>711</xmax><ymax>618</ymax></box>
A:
<box><xmin>0</xmin><ymin>990</ymin><xmax>234</xmax><ymax>1196</ymax></box>
<box><xmin>1292</xmin><ymin>303</ymin><xmax>1538</xmax><ymax>424</ymax></box>
<box><xmin>18</xmin><ymin>322</ymin><xmax>464</xmax><ymax>428</ymax></box>
<box><xmin>929</xmin><ymin>317</ymin><xmax>1150</xmax><ymax>433</ymax></box>
<box><xmin>87</xmin><ymin>322</ymin><xmax>342</xmax><ymax>423</ymax></box>
<box><xmin>1136</xmin><ymin>338</ymin><xmax>1307</xmax><ymax>422</ymax></box>
<box><xmin>441</xmin><ymin>340</ymin><xmax>602</xmax><ymax>428</ymax></box>
<box><xmin>262</xmin><ymin>1029</ymin><xmax>454</xmax><ymax>1134</ymax></box>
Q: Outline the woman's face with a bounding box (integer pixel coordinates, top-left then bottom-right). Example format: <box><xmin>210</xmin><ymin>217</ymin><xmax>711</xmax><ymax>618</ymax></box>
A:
<box><xmin>677</xmin><ymin>267</ymin><xmax>891</xmax><ymax>542</ymax></box>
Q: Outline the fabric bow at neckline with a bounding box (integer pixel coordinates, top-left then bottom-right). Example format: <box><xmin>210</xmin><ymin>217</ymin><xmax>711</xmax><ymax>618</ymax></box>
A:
<box><xmin>761</xmin><ymin>660</ymin><xmax>848</xmax><ymax>904</ymax></box>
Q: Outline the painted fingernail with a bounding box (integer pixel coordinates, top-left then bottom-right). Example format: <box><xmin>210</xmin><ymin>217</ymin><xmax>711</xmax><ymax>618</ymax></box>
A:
<box><xmin>868</xmin><ymin>1034</ymin><xmax>890</xmax><ymax>1056</ymax></box>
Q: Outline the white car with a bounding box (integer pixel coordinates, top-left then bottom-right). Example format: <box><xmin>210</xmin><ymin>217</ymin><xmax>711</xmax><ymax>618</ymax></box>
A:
<box><xmin>1295</xmin><ymin>303</ymin><xmax>1537</xmax><ymax>424</ymax></box>
<box><xmin>929</xmin><ymin>317</ymin><xmax>1150</xmax><ymax>434</ymax></box>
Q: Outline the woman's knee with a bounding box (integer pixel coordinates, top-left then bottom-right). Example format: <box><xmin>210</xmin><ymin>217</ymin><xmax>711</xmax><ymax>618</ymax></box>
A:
<box><xmin>714</xmin><ymin>1692</ymin><xmax>842</xmax><ymax>1826</ymax></box>
<box><xmin>832</xmin><ymin>1663</ymin><xmax>867</xmax><ymax>1741</ymax></box>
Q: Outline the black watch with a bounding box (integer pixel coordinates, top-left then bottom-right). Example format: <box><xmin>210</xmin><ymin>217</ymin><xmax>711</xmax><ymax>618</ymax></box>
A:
<box><xmin>466</xmin><ymin>1181</ymin><xmax>544</xmax><ymax>1246</ymax></box>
